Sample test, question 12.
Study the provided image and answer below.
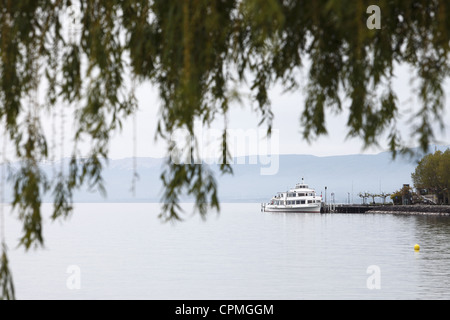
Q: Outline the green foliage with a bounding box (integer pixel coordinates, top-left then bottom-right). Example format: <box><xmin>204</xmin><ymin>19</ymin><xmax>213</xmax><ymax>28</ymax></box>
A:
<box><xmin>0</xmin><ymin>244</ymin><xmax>15</xmax><ymax>300</ymax></box>
<box><xmin>390</xmin><ymin>185</ymin><xmax>413</xmax><ymax>205</ymax></box>
<box><xmin>1</xmin><ymin>0</ymin><xmax>450</xmax><ymax>299</ymax></box>
<box><xmin>412</xmin><ymin>149</ymin><xmax>450</xmax><ymax>203</ymax></box>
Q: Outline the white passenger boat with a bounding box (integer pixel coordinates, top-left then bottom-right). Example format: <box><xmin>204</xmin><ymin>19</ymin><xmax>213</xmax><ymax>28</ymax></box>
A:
<box><xmin>261</xmin><ymin>179</ymin><xmax>323</xmax><ymax>213</ymax></box>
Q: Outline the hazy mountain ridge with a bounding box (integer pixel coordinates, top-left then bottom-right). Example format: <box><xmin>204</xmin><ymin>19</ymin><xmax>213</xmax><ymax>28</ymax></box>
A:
<box><xmin>1</xmin><ymin>145</ymin><xmax>448</xmax><ymax>203</ymax></box>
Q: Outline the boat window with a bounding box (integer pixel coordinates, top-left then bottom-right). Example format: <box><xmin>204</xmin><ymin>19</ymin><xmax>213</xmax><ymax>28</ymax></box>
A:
<box><xmin>308</xmin><ymin>200</ymin><xmax>313</xmax><ymax>204</ymax></box>
<box><xmin>301</xmin><ymin>200</ymin><xmax>305</xmax><ymax>204</ymax></box>
<box><xmin>296</xmin><ymin>200</ymin><xmax>300</xmax><ymax>204</ymax></box>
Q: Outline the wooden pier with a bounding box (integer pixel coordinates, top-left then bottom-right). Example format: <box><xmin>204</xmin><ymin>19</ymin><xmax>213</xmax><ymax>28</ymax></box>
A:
<box><xmin>321</xmin><ymin>204</ymin><xmax>450</xmax><ymax>215</ymax></box>
<box><xmin>321</xmin><ymin>204</ymin><xmax>374</xmax><ymax>214</ymax></box>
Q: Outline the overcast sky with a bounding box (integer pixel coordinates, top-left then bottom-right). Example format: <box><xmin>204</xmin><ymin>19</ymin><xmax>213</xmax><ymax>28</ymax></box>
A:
<box><xmin>17</xmin><ymin>57</ymin><xmax>448</xmax><ymax>162</ymax></box>
<box><xmin>14</xmin><ymin>5</ymin><xmax>447</xmax><ymax>162</ymax></box>
<box><xmin>105</xmin><ymin>63</ymin><xmax>450</xmax><ymax>160</ymax></box>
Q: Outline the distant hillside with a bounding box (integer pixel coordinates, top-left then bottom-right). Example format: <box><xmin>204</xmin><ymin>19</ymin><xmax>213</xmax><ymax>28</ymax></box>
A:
<box><xmin>2</xmin><ymin>145</ymin><xmax>448</xmax><ymax>204</ymax></box>
<box><xmin>214</xmin><ymin>152</ymin><xmax>417</xmax><ymax>203</ymax></box>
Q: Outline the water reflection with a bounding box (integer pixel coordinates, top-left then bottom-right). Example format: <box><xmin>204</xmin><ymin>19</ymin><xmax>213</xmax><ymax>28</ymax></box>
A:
<box><xmin>412</xmin><ymin>216</ymin><xmax>450</xmax><ymax>299</ymax></box>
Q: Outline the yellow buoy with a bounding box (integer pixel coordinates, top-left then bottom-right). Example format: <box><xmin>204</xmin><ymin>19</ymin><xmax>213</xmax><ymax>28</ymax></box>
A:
<box><xmin>414</xmin><ymin>244</ymin><xmax>420</xmax><ymax>251</ymax></box>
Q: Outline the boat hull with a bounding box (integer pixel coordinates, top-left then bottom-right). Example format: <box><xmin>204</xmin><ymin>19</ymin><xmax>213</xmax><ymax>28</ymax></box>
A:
<box><xmin>263</xmin><ymin>205</ymin><xmax>321</xmax><ymax>214</ymax></box>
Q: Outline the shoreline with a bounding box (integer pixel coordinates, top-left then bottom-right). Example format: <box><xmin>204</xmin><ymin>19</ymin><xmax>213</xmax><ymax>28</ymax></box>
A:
<box><xmin>368</xmin><ymin>205</ymin><xmax>450</xmax><ymax>216</ymax></box>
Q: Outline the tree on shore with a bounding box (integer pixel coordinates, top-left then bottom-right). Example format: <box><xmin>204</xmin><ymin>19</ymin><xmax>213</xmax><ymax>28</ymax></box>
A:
<box><xmin>1</xmin><ymin>1</ymin><xmax>450</xmax><ymax>299</ymax></box>
<box><xmin>359</xmin><ymin>192</ymin><xmax>370</xmax><ymax>205</ymax></box>
<box><xmin>390</xmin><ymin>185</ymin><xmax>413</xmax><ymax>205</ymax></box>
<box><xmin>412</xmin><ymin>149</ymin><xmax>450</xmax><ymax>205</ymax></box>
<box><xmin>378</xmin><ymin>192</ymin><xmax>391</xmax><ymax>204</ymax></box>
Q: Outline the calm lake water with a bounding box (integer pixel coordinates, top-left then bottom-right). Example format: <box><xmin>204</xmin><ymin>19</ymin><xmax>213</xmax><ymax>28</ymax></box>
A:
<box><xmin>4</xmin><ymin>203</ymin><xmax>450</xmax><ymax>300</ymax></box>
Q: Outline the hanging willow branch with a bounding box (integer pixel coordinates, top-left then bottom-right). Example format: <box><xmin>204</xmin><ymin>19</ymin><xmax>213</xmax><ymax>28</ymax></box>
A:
<box><xmin>1</xmin><ymin>0</ymin><xmax>450</xmax><ymax>299</ymax></box>
<box><xmin>0</xmin><ymin>128</ymin><xmax>14</xmax><ymax>300</ymax></box>
<box><xmin>0</xmin><ymin>243</ymin><xmax>15</xmax><ymax>300</ymax></box>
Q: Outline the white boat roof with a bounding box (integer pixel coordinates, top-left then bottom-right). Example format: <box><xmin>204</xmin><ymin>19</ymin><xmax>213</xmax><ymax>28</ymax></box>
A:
<box><xmin>276</xmin><ymin>179</ymin><xmax>318</xmax><ymax>193</ymax></box>
<box><xmin>293</xmin><ymin>179</ymin><xmax>315</xmax><ymax>190</ymax></box>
